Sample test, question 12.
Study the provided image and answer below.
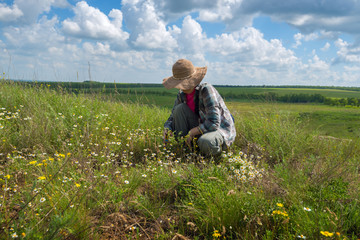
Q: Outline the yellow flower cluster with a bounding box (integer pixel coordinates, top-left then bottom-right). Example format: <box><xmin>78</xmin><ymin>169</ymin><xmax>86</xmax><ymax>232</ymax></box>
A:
<box><xmin>272</xmin><ymin>210</ymin><xmax>289</xmax><ymax>217</ymax></box>
<box><xmin>320</xmin><ymin>231</ymin><xmax>334</xmax><ymax>237</ymax></box>
<box><xmin>212</xmin><ymin>230</ymin><xmax>221</xmax><ymax>238</ymax></box>
<box><xmin>272</xmin><ymin>203</ymin><xmax>289</xmax><ymax>217</ymax></box>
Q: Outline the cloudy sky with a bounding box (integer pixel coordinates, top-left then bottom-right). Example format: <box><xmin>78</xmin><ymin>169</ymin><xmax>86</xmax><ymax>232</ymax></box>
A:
<box><xmin>1</xmin><ymin>0</ymin><xmax>360</xmax><ymax>86</ymax></box>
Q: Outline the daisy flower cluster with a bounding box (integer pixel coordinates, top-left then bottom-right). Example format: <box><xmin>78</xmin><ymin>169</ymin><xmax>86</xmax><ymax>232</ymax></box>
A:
<box><xmin>224</xmin><ymin>151</ymin><xmax>265</xmax><ymax>183</ymax></box>
<box><xmin>0</xmin><ymin>104</ymin><xmax>33</xmax><ymax>125</ymax></box>
<box><xmin>0</xmin><ymin>106</ymin><xmax>20</xmax><ymax>121</ymax></box>
<box><xmin>0</xmin><ymin>107</ymin><xmax>20</xmax><ymax>126</ymax></box>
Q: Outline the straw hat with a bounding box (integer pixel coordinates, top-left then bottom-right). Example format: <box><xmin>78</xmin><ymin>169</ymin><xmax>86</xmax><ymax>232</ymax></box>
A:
<box><xmin>162</xmin><ymin>59</ymin><xmax>207</xmax><ymax>90</ymax></box>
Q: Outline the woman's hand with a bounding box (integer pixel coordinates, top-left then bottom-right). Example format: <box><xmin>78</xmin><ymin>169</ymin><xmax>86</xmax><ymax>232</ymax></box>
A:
<box><xmin>163</xmin><ymin>128</ymin><xmax>173</xmax><ymax>144</ymax></box>
<box><xmin>186</xmin><ymin>126</ymin><xmax>202</xmax><ymax>148</ymax></box>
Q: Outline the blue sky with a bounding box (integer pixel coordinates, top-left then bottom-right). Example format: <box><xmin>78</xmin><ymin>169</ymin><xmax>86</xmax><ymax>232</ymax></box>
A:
<box><xmin>1</xmin><ymin>0</ymin><xmax>360</xmax><ymax>86</ymax></box>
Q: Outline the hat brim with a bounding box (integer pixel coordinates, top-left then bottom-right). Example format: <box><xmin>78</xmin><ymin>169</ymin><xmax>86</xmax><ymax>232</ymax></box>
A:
<box><xmin>162</xmin><ymin>66</ymin><xmax>207</xmax><ymax>90</ymax></box>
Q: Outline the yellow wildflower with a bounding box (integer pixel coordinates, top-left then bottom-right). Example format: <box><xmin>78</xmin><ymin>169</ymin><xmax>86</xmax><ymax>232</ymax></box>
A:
<box><xmin>212</xmin><ymin>230</ymin><xmax>221</xmax><ymax>238</ymax></box>
<box><xmin>320</xmin><ymin>231</ymin><xmax>334</xmax><ymax>237</ymax></box>
<box><xmin>38</xmin><ymin>176</ymin><xmax>46</xmax><ymax>180</ymax></box>
<box><xmin>75</xmin><ymin>183</ymin><xmax>81</xmax><ymax>187</ymax></box>
<box><xmin>272</xmin><ymin>210</ymin><xmax>288</xmax><ymax>217</ymax></box>
<box><xmin>276</xmin><ymin>203</ymin><xmax>284</xmax><ymax>208</ymax></box>
<box><xmin>29</xmin><ymin>161</ymin><xmax>37</xmax><ymax>165</ymax></box>
<box><xmin>4</xmin><ymin>174</ymin><xmax>10</xmax><ymax>179</ymax></box>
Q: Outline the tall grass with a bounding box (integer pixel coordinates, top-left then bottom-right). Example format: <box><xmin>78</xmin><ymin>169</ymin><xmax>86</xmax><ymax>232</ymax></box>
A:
<box><xmin>0</xmin><ymin>80</ymin><xmax>359</xmax><ymax>239</ymax></box>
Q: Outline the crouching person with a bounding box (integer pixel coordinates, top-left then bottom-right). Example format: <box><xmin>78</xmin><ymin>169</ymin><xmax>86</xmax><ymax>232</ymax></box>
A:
<box><xmin>162</xmin><ymin>59</ymin><xmax>236</xmax><ymax>156</ymax></box>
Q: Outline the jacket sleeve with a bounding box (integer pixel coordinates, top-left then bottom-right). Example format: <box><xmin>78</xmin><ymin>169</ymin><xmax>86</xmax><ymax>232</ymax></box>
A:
<box><xmin>164</xmin><ymin>92</ymin><xmax>182</xmax><ymax>130</ymax></box>
<box><xmin>198</xmin><ymin>85</ymin><xmax>221</xmax><ymax>133</ymax></box>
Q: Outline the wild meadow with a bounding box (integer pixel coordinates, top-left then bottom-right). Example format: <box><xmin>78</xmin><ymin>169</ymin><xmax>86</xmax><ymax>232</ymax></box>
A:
<box><xmin>1</xmin><ymin>78</ymin><xmax>360</xmax><ymax>239</ymax></box>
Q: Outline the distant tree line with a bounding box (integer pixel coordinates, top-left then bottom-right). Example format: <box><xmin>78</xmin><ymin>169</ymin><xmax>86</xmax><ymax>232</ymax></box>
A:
<box><xmin>215</xmin><ymin>85</ymin><xmax>360</xmax><ymax>92</ymax></box>
<box><xmin>222</xmin><ymin>92</ymin><xmax>360</xmax><ymax>107</ymax></box>
<box><xmin>17</xmin><ymin>81</ymin><xmax>360</xmax><ymax>92</ymax></box>
<box><xmin>43</xmin><ymin>81</ymin><xmax>164</xmax><ymax>89</ymax></box>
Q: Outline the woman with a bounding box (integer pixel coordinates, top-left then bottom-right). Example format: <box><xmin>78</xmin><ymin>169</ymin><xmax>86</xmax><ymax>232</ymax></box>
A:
<box><xmin>163</xmin><ymin>59</ymin><xmax>236</xmax><ymax>156</ymax></box>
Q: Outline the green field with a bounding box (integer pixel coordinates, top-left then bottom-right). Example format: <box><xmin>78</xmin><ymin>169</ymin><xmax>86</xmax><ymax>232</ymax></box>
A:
<box><xmin>1</xmin><ymin>80</ymin><xmax>359</xmax><ymax>239</ymax></box>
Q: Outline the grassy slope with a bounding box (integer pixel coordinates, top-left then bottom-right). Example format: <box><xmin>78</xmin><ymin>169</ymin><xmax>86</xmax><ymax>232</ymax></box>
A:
<box><xmin>1</xmin><ymin>81</ymin><xmax>359</xmax><ymax>239</ymax></box>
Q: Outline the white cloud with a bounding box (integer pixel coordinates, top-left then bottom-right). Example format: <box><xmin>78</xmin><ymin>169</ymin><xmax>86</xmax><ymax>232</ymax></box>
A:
<box><xmin>293</xmin><ymin>33</ymin><xmax>303</xmax><ymax>48</ymax></box>
<box><xmin>0</xmin><ymin>3</ymin><xmax>23</xmax><ymax>22</ymax></box>
<box><xmin>12</xmin><ymin>0</ymin><xmax>69</xmax><ymax>23</ymax></box>
<box><xmin>160</xmin><ymin>0</ymin><xmax>360</xmax><ymax>36</ymax></box>
<box><xmin>62</xmin><ymin>1</ymin><xmax>129</xmax><ymax>42</ymax></box>
<box><xmin>198</xmin><ymin>0</ymin><xmax>243</xmax><ymax>22</ymax></box>
<box><xmin>83</xmin><ymin>42</ymin><xmax>112</xmax><ymax>56</ymax></box>
<box><xmin>308</xmin><ymin>55</ymin><xmax>329</xmax><ymax>71</ymax></box>
<box><xmin>158</xmin><ymin>0</ymin><xmax>218</xmax><ymax>13</ymax></box>
<box><xmin>207</xmin><ymin>27</ymin><xmax>297</xmax><ymax>69</ymax></box>
<box><xmin>239</xmin><ymin>0</ymin><xmax>360</xmax><ymax>34</ymax></box>
<box><xmin>175</xmin><ymin>15</ymin><xmax>206</xmax><ymax>55</ymax></box>
<box><xmin>319</xmin><ymin>30</ymin><xmax>340</xmax><ymax>40</ymax></box>
<box><xmin>287</xmin><ymin>15</ymin><xmax>360</xmax><ymax>34</ymax></box>
<box><xmin>334</xmin><ymin>38</ymin><xmax>360</xmax><ymax>64</ymax></box>
<box><xmin>204</xmin><ymin>60</ymin><xmax>303</xmax><ymax>85</ymax></box>
<box><xmin>293</xmin><ymin>32</ymin><xmax>318</xmax><ymax>48</ymax></box>
<box><xmin>3</xmin><ymin>16</ymin><xmax>64</xmax><ymax>51</ymax></box>
<box><xmin>344</xmin><ymin>65</ymin><xmax>360</xmax><ymax>72</ymax></box>
<box><xmin>48</xmin><ymin>46</ymin><xmax>63</xmax><ymax>55</ymax></box>
<box><xmin>339</xmin><ymin>70</ymin><xmax>360</xmax><ymax>86</ymax></box>
<box><xmin>141</xmin><ymin>0</ymin><xmax>360</xmax><ymax>36</ymax></box>
<box><xmin>321</xmin><ymin>42</ymin><xmax>330</xmax><ymax>51</ymax></box>
<box><xmin>0</xmin><ymin>14</ymin><xmax>79</xmax><ymax>80</ymax></box>
<box><xmin>122</xmin><ymin>0</ymin><xmax>177</xmax><ymax>50</ymax></box>
<box><xmin>139</xmin><ymin>0</ymin><xmax>220</xmax><ymax>22</ymax></box>
<box><xmin>198</xmin><ymin>0</ymin><xmax>256</xmax><ymax>30</ymax></box>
